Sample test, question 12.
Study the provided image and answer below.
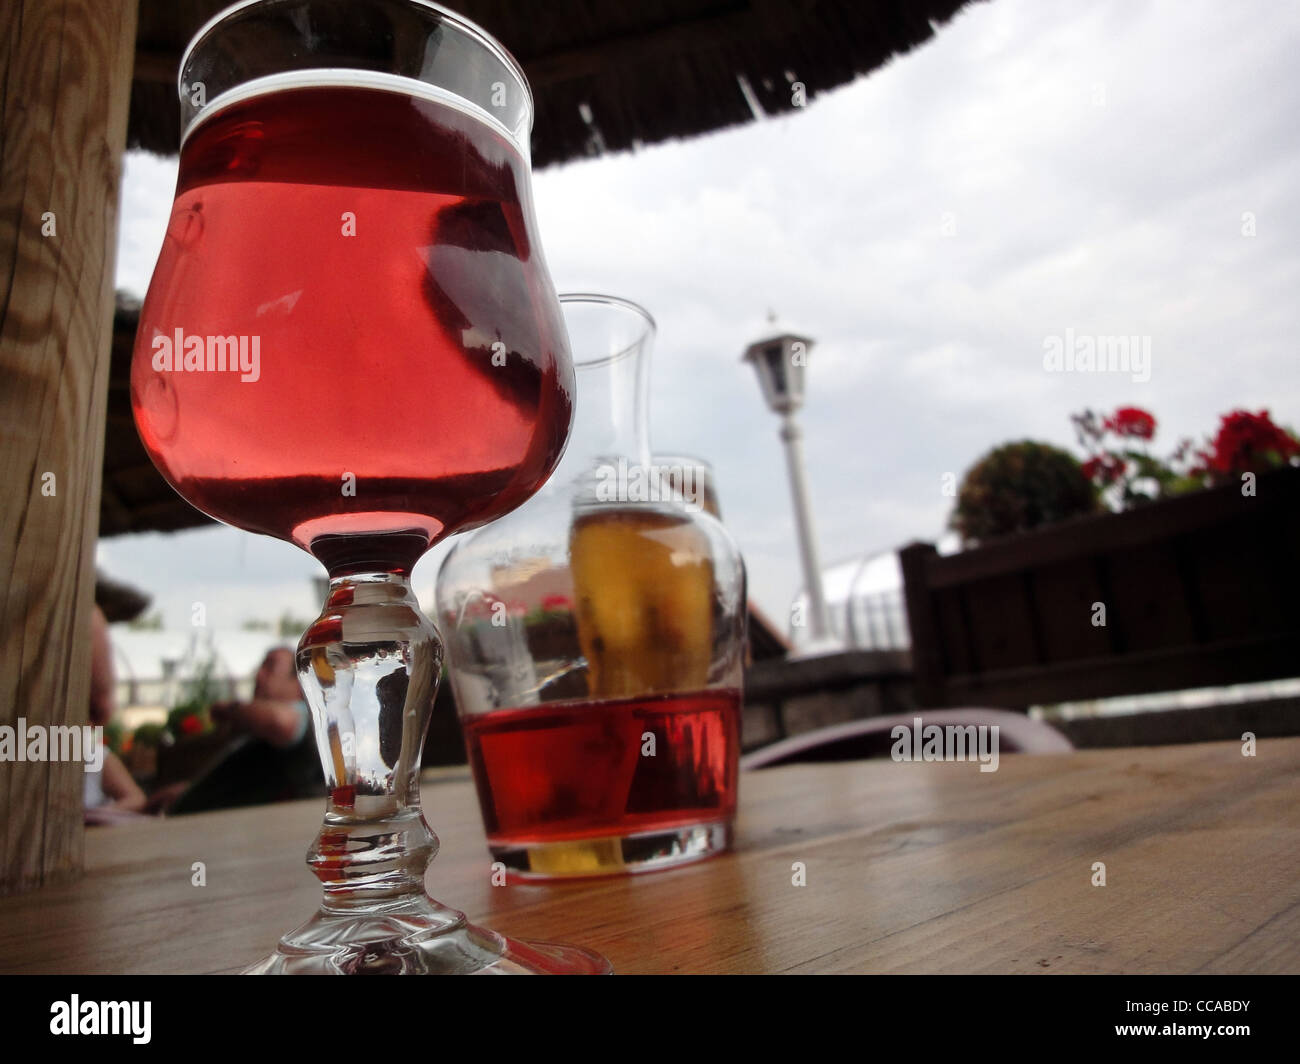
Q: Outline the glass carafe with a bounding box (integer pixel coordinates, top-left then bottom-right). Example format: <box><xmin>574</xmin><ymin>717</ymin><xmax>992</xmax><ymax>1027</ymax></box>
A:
<box><xmin>436</xmin><ymin>295</ymin><xmax>747</xmax><ymax>878</ymax></box>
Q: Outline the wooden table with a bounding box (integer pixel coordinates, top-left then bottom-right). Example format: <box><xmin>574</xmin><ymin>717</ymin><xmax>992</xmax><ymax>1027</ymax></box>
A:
<box><xmin>2</xmin><ymin>739</ymin><xmax>1297</xmax><ymax>974</ymax></box>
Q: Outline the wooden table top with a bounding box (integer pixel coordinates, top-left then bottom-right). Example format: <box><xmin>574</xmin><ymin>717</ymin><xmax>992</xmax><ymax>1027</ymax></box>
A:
<box><xmin>2</xmin><ymin>738</ymin><xmax>1297</xmax><ymax>974</ymax></box>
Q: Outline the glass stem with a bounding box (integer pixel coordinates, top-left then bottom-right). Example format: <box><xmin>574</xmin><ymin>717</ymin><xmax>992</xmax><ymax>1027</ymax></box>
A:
<box><xmin>296</xmin><ymin>572</ymin><xmax>441</xmax><ymax>911</ymax></box>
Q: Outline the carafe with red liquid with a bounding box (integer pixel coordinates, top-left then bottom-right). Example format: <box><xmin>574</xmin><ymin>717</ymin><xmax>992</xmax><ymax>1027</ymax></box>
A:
<box><xmin>437</xmin><ymin>295</ymin><xmax>747</xmax><ymax>877</ymax></box>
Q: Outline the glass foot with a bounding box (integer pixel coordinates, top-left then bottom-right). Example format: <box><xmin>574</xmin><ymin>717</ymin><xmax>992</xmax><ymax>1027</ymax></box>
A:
<box><xmin>490</xmin><ymin>821</ymin><xmax>732</xmax><ymax>880</ymax></box>
<box><xmin>243</xmin><ymin>894</ymin><xmax>610</xmax><ymax>974</ymax></box>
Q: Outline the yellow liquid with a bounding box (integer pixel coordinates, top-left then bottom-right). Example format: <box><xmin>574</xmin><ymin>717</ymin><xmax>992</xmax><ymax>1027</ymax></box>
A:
<box><xmin>568</xmin><ymin>508</ymin><xmax>714</xmax><ymax>699</ymax></box>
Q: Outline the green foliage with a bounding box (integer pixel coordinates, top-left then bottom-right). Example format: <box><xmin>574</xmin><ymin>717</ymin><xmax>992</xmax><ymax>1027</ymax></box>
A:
<box><xmin>171</xmin><ymin>656</ymin><xmax>221</xmax><ymax>716</ymax></box>
<box><xmin>277</xmin><ymin>612</ymin><xmax>313</xmax><ymax>637</ymax></box>
<box><xmin>104</xmin><ymin>719</ymin><xmax>126</xmax><ymax>755</ymax></box>
<box><xmin>523</xmin><ymin>606</ymin><xmax>572</xmax><ymax>628</ymax></box>
<box><xmin>167</xmin><ymin>656</ymin><xmax>223</xmax><ymax>739</ymax></box>
<box><xmin>132</xmin><ymin>722</ymin><xmax>168</xmax><ymax>748</ymax></box>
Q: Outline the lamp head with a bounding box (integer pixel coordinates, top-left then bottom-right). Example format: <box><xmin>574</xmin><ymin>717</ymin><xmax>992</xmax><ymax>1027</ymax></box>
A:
<box><xmin>743</xmin><ymin>327</ymin><xmax>814</xmax><ymax>416</ymax></box>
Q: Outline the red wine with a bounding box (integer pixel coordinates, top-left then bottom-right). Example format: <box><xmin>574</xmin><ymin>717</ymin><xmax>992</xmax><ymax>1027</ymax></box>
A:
<box><xmin>131</xmin><ymin>76</ymin><xmax>572</xmax><ymax>574</ymax></box>
<box><xmin>463</xmin><ymin>688</ymin><xmax>741</xmax><ymax>845</ymax></box>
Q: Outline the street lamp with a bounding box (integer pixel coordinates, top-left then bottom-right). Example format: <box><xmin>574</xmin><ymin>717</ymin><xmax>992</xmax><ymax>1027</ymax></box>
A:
<box><xmin>743</xmin><ymin>317</ymin><xmax>836</xmax><ymax>652</ymax></box>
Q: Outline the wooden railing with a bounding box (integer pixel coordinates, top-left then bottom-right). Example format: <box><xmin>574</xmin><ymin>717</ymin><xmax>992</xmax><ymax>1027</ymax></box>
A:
<box><xmin>900</xmin><ymin>466</ymin><xmax>1300</xmax><ymax>710</ymax></box>
<box><xmin>742</xmin><ymin>649</ymin><xmax>915</xmax><ymax>751</ymax></box>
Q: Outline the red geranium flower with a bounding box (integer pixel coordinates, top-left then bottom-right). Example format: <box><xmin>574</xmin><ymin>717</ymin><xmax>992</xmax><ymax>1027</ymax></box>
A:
<box><xmin>1082</xmin><ymin>453</ymin><xmax>1126</xmax><ymax>486</ymax></box>
<box><xmin>179</xmin><ymin>714</ymin><xmax>204</xmax><ymax>736</ymax></box>
<box><xmin>1103</xmin><ymin>407</ymin><xmax>1156</xmax><ymax>440</ymax></box>
<box><xmin>1206</xmin><ymin>409</ymin><xmax>1300</xmax><ymax>474</ymax></box>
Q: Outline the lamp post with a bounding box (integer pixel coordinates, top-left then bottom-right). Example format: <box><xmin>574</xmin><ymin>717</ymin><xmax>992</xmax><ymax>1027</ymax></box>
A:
<box><xmin>743</xmin><ymin>319</ymin><xmax>836</xmax><ymax>651</ymax></box>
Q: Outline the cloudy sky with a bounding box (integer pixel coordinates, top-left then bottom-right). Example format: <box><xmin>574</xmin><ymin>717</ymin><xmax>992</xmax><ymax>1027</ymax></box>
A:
<box><xmin>102</xmin><ymin>0</ymin><xmax>1300</xmax><ymax>641</ymax></box>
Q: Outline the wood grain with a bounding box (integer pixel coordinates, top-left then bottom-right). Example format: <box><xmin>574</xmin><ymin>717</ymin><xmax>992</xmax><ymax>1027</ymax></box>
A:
<box><xmin>0</xmin><ymin>740</ymin><xmax>1295</xmax><ymax>973</ymax></box>
<box><xmin>0</xmin><ymin>0</ymin><xmax>139</xmax><ymax>893</ymax></box>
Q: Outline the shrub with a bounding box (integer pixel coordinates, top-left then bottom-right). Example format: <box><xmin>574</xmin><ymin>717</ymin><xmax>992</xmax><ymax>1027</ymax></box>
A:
<box><xmin>950</xmin><ymin>440</ymin><xmax>1100</xmax><ymax>544</ymax></box>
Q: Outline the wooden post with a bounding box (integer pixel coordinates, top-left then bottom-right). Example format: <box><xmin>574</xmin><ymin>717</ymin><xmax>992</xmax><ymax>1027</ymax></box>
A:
<box><xmin>899</xmin><ymin>541</ymin><xmax>945</xmax><ymax>709</ymax></box>
<box><xmin>0</xmin><ymin>0</ymin><xmax>139</xmax><ymax>893</ymax></box>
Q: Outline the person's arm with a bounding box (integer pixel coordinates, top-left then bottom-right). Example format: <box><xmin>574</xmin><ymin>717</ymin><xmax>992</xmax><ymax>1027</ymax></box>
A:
<box><xmin>88</xmin><ymin>607</ymin><xmax>115</xmax><ymax>727</ymax></box>
<box><xmin>247</xmin><ymin>698</ymin><xmax>309</xmax><ymax>747</ymax></box>
<box><xmin>208</xmin><ymin>647</ymin><xmax>310</xmax><ymax>748</ymax></box>
<box><xmin>100</xmin><ymin>750</ymin><xmax>148</xmax><ymax>813</ymax></box>
<box><xmin>214</xmin><ymin>697</ymin><xmax>309</xmax><ymax>748</ymax></box>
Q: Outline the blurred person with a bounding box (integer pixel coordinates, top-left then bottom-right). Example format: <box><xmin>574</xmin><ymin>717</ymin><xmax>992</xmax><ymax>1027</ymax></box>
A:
<box><xmin>85</xmin><ymin>604</ymin><xmax>149</xmax><ymax>820</ymax></box>
<box><xmin>159</xmin><ymin>646</ymin><xmax>322</xmax><ymax>815</ymax></box>
<box><xmin>211</xmin><ymin>646</ymin><xmax>310</xmax><ymax>748</ymax></box>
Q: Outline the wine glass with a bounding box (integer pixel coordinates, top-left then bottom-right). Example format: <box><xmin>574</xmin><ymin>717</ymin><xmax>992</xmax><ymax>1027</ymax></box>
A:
<box><xmin>130</xmin><ymin>0</ymin><xmax>608</xmax><ymax>974</ymax></box>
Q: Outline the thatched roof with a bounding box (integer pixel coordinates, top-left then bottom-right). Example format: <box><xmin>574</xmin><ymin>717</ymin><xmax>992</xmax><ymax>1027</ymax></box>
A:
<box><xmin>103</xmin><ymin>296</ymin><xmax>202</xmax><ymax>537</ymax></box>
<box><xmin>130</xmin><ymin>0</ymin><xmax>978</xmax><ymax>168</ymax></box>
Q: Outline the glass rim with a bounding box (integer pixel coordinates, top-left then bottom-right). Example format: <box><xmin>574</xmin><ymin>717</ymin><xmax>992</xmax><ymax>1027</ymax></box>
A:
<box><xmin>557</xmin><ymin>293</ymin><xmax>657</xmax><ymax>369</ymax></box>
<box><xmin>179</xmin><ymin>0</ymin><xmax>533</xmax><ymax>139</ymax></box>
